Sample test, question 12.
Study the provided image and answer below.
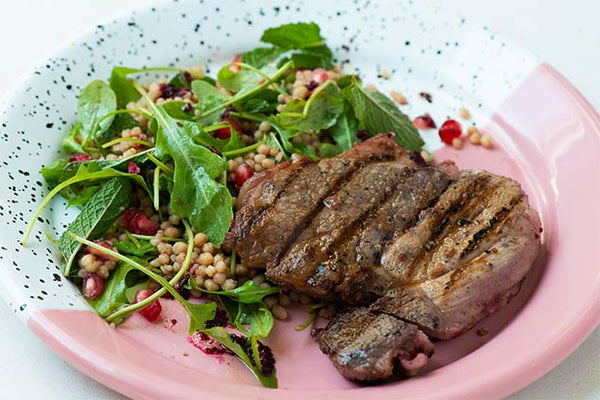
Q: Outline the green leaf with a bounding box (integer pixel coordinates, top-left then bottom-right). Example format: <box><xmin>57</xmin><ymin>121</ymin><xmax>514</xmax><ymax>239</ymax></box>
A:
<box><xmin>274</xmin><ymin>81</ymin><xmax>343</xmax><ymax>133</ymax></box>
<box><xmin>261</xmin><ymin>22</ymin><xmax>324</xmax><ymax>49</ymax></box>
<box><xmin>237</xmin><ymin>302</ymin><xmax>274</xmax><ymax>338</ymax></box>
<box><xmin>204</xmin><ymin>326</ymin><xmax>278</xmax><ymax>388</ymax></box>
<box><xmin>169</xmin><ymin>71</ymin><xmax>191</xmax><ymax>88</ymax></box>
<box><xmin>110</xmin><ymin>66</ymin><xmax>143</xmax><ymax>108</ymax></box>
<box><xmin>239</xmin><ymin>88</ymin><xmax>279</xmax><ymax>114</ymax></box>
<box><xmin>191</xmin><ymin>80</ymin><xmax>231</xmax><ymax>125</ymax></box>
<box><xmin>241</xmin><ymin>47</ymin><xmax>285</xmax><ymax>68</ymax></box>
<box><xmin>318</xmin><ymin>100</ymin><xmax>359</xmax><ymax>157</ymax></box>
<box><xmin>58</xmin><ymin>177</ymin><xmax>132</xmax><ymax>276</ymax></box>
<box><xmin>185</xmin><ymin>301</ymin><xmax>218</xmax><ymax>334</ymax></box>
<box><xmin>77</xmin><ymin>80</ymin><xmax>117</xmax><ymax>139</ymax></box>
<box><xmin>344</xmin><ymin>77</ymin><xmax>423</xmax><ymax>149</ymax></box>
<box><xmin>217</xmin><ymin>65</ymin><xmax>276</xmax><ymax>94</ymax></box>
<box><xmin>146</xmin><ymin>101</ymin><xmax>232</xmax><ymax>246</ymax></box>
<box><xmin>290</xmin><ymin>45</ymin><xmax>333</xmax><ymax>69</ymax></box>
<box><xmin>114</xmin><ymin>240</ymin><xmax>157</xmax><ymax>258</ymax></box>
<box><xmin>201</xmin><ymin>280</ymin><xmax>279</xmax><ymax>304</ymax></box>
<box><xmin>62</xmin><ymin>124</ymin><xmax>84</xmax><ymax>154</ymax></box>
<box><xmin>41</xmin><ymin>158</ymin><xmax>69</xmax><ymax>187</ymax></box>
<box><xmin>87</xmin><ymin>261</ymin><xmax>136</xmax><ymax>319</ymax></box>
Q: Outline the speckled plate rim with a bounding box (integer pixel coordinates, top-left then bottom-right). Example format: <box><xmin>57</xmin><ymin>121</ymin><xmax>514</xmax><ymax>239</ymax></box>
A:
<box><xmin>0</xmin><ymin>1</ymin><xmax>598</xmax><ymax>399</ymax></box>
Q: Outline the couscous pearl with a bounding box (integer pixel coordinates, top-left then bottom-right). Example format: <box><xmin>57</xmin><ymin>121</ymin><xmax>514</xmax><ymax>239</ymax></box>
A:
<box><xmin>213</xmin><ymin>254</ymin><xmax>225</xmax><ymax>264</ymax></box>
<box><xmin>459</xmin><ymin>107</ymin><xmax>471</xmax><ymax>119</ymax></box>
<box><xmin>278</xmin><ymin>293</ymin><xmax>291</xmax><ymax>306</ymax></box>
<box><xmin>235</xmin><ymin>264</ymin><xmax>248</xmax><ymax>276</ymax></box>
<box><xmin>264</xmin><ymin>296</ymin><xmax>278</xmax><ymax>309</ymax></box>
<box><xmin>193</xmin><ymin>233</ymin><xmax>208</xmax><ymax>247</ymax></box>
<box><xmin>257</xmin><ymin>144</ymin><xmax>270</xmax><ymax>155</ymax></box>
<box><xmin>198</xmin><ymin>253</ymin><xmax>214</xmax><ymax>266</ymax></box>
<box><xmin>254</xmin><ymin>154</ymin><xmax>266</xmax><ymax>163</ymax></box>
<box><xmin>259</xmin><ymin>121</ymin><xmax>271</xmax><ymax>133</ymax></box>
<box><xmin>222</xmin><ymin>279</ymin><xmax>237</xmax><ymax>291</ymax></box>
<box><xmin>253</xmin><ymin>275</ymin><xmax>266</xmax><ymax>285</ymax></box>
<box><xmin>261</xmin><ymin>158</ymin><xmax>274</xmax><ymax>169</ymax></box>
<box><xmin>467</xmin><ymin>125</ymin><xmax>479</xmax><ymax>136</ymax></box>
<box><xmin>470</xmin><ymin>132</ymin><xmax>482</xmax><ymax>145</ymax></box>
<box><xmin>204</xmin><ymin>279</ymin><xmax>220</xmax><ymax>291</ymax></box>
<box><xmin>164</xmin><ymin>227</ymin><xmax>179</xmax><ymax>238</ymax></box>
<box><xmin>215</xmin><ymin>260</ymin><xmax>228</xmax><ymax>273</ymax></box>
<box><xmin>272</xmin><ymin>305</ymin><xmax>288</xmax><ymax>320</ymax></box>
<box><xmin>213</xmin><ymin>272</ymin><xmax>227</xmax><ymax>285</ymax></box>
<box><xmin>481</xmin><ymin>134</ymin><xmax>493</xmax><ymax>148</ymax></box>
<box><xmin>205</xmin><ymin>265</ymin><xmax>216</xmax><ymax>277</ymax></box>
<box><xmin>202</xmin><ymin>243</ymin><xmax>215</xmax><ymax>254</ymax></box>
<box><xmin>452</xmin><ymin>138</ymin><xmax>463</xmax><ymax>149</ymax></box>
<box><xmin>172</xmin><ymin>242</ymin><xmax>188</xmax><ymax>254</ymax></box>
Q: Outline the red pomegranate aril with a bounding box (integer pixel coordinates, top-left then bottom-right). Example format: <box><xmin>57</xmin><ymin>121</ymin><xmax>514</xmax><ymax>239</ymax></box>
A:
<box><xmin>69</xmin><ymin>153</ymin><xmax>91</xmax><ymax>162</ymax></box>
<box><xmin>234</xmin><ymin>163</ymin><xmax>254</xmax><ymax>190</ymax></box>
<box><xmin>119</xmin><ymin>209</ymin><xmax>160</xmax><ymax>235</ymax></box>
<box><xmin>214</xmin><ymin>118</ymin><xmax>241</xmax><ymax>140</ymax></box>
<box><xmin>82</xmin><ymin>273</ymin><xmax>104</xmax><ymax>300</ymax></box>
<box><xmin>439</xmin><ymin>119</ymin><xmax>463</xmax><ymax>145</ymax></box>
<box><xmin>128</xmin><ymin>161</ymin><xmax>141</xmax><ymax>174</ymax></box>
<box><xmin>413</xmin><ymin>114</ymin><xmax>437</xmax><ymax>130</ymax></box>
<box><xmin>308</xmin><ymin>68</ymin><xmax>330</xmax><ymax>90</ymax></box>
<box><xmin>135</xmin><ymin>288</ymin><xmax>162</xmax><ymax>322</ymax></box>
<box><xmin>229</xmin><ymin>54</ymin><xmax>242</xmax><ymax>72</ymax></box>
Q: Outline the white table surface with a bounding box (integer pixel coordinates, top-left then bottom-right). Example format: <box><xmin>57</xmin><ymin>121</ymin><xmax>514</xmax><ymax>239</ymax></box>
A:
<box><xmin>0</xmin><ymin>1</ymin><xmax>598</xmax><ymax>399</ymax></box>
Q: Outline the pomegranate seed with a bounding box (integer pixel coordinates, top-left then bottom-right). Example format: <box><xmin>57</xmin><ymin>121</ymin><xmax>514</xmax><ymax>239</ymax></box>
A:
<box><xmin>439</xmin><ymin>119</ymin><xmax>463</xmax><ymax>145</ymax></box>
<box><xmin>128</xmin><ymin>161</ymin><xmax>141</xmax><ymax>174</ymax></box>
<box><xmin>234</xmin><ymin>163</ymin><xmax>254</xmax><ymax>190</ymax></box>
<box><xmin>119</xmin><ymin>209</ymin><xmax>160</xmax><ymax>235</ymax></box>
<box><xmin>213</xmin><ymin>118</ymin><xmax>241</xmax><ymax>140</ymax></box>
<box><xmin>135</xmin><ymin>288</ymin><xmax>162</xmax><ymax>322</ymax></box>
<box><xmin>229</xmin><ymin>54</ymin><xmax>242</xmax><ymax>72</ymax></box>
<box><xmin>82</xmin><ymin>273</ymin><xmax>104</xmax><ymax>300</ymax></box>
<box><xmin>307</xmin><ymin>68</ymin><xmax>330</xmax><ymax>90</ymax></box>
<box><xmin>412</xmin><ymin>114</ymin><xmax>437</xmax><ymax>130</ymax></box>
<box><xmin>69</xmin><ymin>153</ymin><xmax>91</xmax><ymax>162</ymax></box>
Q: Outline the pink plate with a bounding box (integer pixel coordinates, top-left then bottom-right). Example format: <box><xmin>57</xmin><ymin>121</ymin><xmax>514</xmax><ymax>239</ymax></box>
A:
<box><xmin>0</xmin><ymin>1</ymin><xmax>598</xmax><ymax>399</ymax></box>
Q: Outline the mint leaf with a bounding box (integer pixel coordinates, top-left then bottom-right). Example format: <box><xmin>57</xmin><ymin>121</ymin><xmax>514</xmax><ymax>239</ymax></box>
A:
<box><xmin>318</xmin><ymin>101</ymin><xmax>359</xmax><ymax>157</ymax></box>
<box><xmin>241</xmin><ymin>47</ymin><xmax>285</xmax><ymax>68</ymax></box>
<box><xmin>344</xmin><ymin>77</ymin><xmax>424</xmax><ymax>149</ymax></box>
<box><xmin>217</xmin><ymin>65</ymin><xmax>277</xmax><ymax>94</ymax></box>
<box><xmin>58</xmin><ymin>177</ymin><xmax>132</xmax><ymax>276</ymax></box>
<box><xmin>290</xmin><ymin>45</ymin><xmax>333</xmax><ymax>69</ymax></box>
<box><xmin>275</xmin><ymin>81</ymin><xmax>343</xmax><ymax>132</ymax></box>
<box><xmin>261</xmin><ymin>22</ymin><xmax>324</xmax><ymax>49</ymax></box>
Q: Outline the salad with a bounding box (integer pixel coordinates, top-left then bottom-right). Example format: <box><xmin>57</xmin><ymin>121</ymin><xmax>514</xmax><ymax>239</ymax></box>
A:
<box><xmin>23</xmin><ymin>22</ymin><xmax>425</xmax><ymax>387</ymax></box>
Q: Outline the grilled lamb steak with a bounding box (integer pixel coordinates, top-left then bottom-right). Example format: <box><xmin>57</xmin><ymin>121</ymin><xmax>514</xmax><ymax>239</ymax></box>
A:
<box><xmin>224</xmin><ymin>133</ymin><xmax>542</xmax><ymax>381</ymax></box>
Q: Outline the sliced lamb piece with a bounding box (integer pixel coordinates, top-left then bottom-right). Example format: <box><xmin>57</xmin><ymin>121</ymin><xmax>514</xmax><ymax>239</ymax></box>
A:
<box><xmin>224</xmin><ymin>134</ymin><xmax>414</xmax><ymax>269</ymax></box>
<box><xmin>315</xmin><ymin>306</ymin><xmax>434</xmax><ymax>381</ymax></box>
<box><xmin>266</xmin><ymin>161</ymin><xmax>419</xmax><ymax>297</ymax></box>
<box><xmin>371</xmin><ymin>171</ymin><xmax>541</xmax><ymax>339</ymax></box>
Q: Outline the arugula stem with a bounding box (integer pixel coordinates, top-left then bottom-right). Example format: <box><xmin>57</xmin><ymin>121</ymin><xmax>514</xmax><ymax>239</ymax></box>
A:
<box><xmin>146</xmin><ymin>152</ymin><xmax>174</xmax><ymax>174</ymax></box>
<box><xmin>203</xmin><ymin>122</ymin><xmax>231</xmax><ymax>133</ymax></box>
<box><xmin>199</xmin><ymin>60</ymin><xmax>294</xmax><ymax>118</ymax></box>
<box><xmin>129</xmin><ymin>233</ymin><xmax>180</xmax><ymax>242</ymax></box>
<box><xmin>222</xmin><ymin>142</ymin><xmax>260</xmax><ymax>158</ymax></box>
<box><xmin>227</xmin><ymin>111</ymin><xmax>265</xmax><ymax>123</ymax></box>
<box><xmin>124</xmin><ymin>230</ymin><xmax>141</xmax><ymax>247</ymax></box>
<box><xmin>229</xmin><ymin>249</ymin><xmax>236</xmax><ymax>277</ymax></box>
<box><xmin>101</xmin><ymin>137</ymin><xmax>153</xmax><ymax>149</ymax></box>
<box><xmin>295</xmin><ymin>311</ymin><xmax>318</xmax><ymax>331</ymax></box>
<box><xmin>153</xmin><ymin>167</ymin><xmax>161</xmax><ymax>211</ymax></box>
